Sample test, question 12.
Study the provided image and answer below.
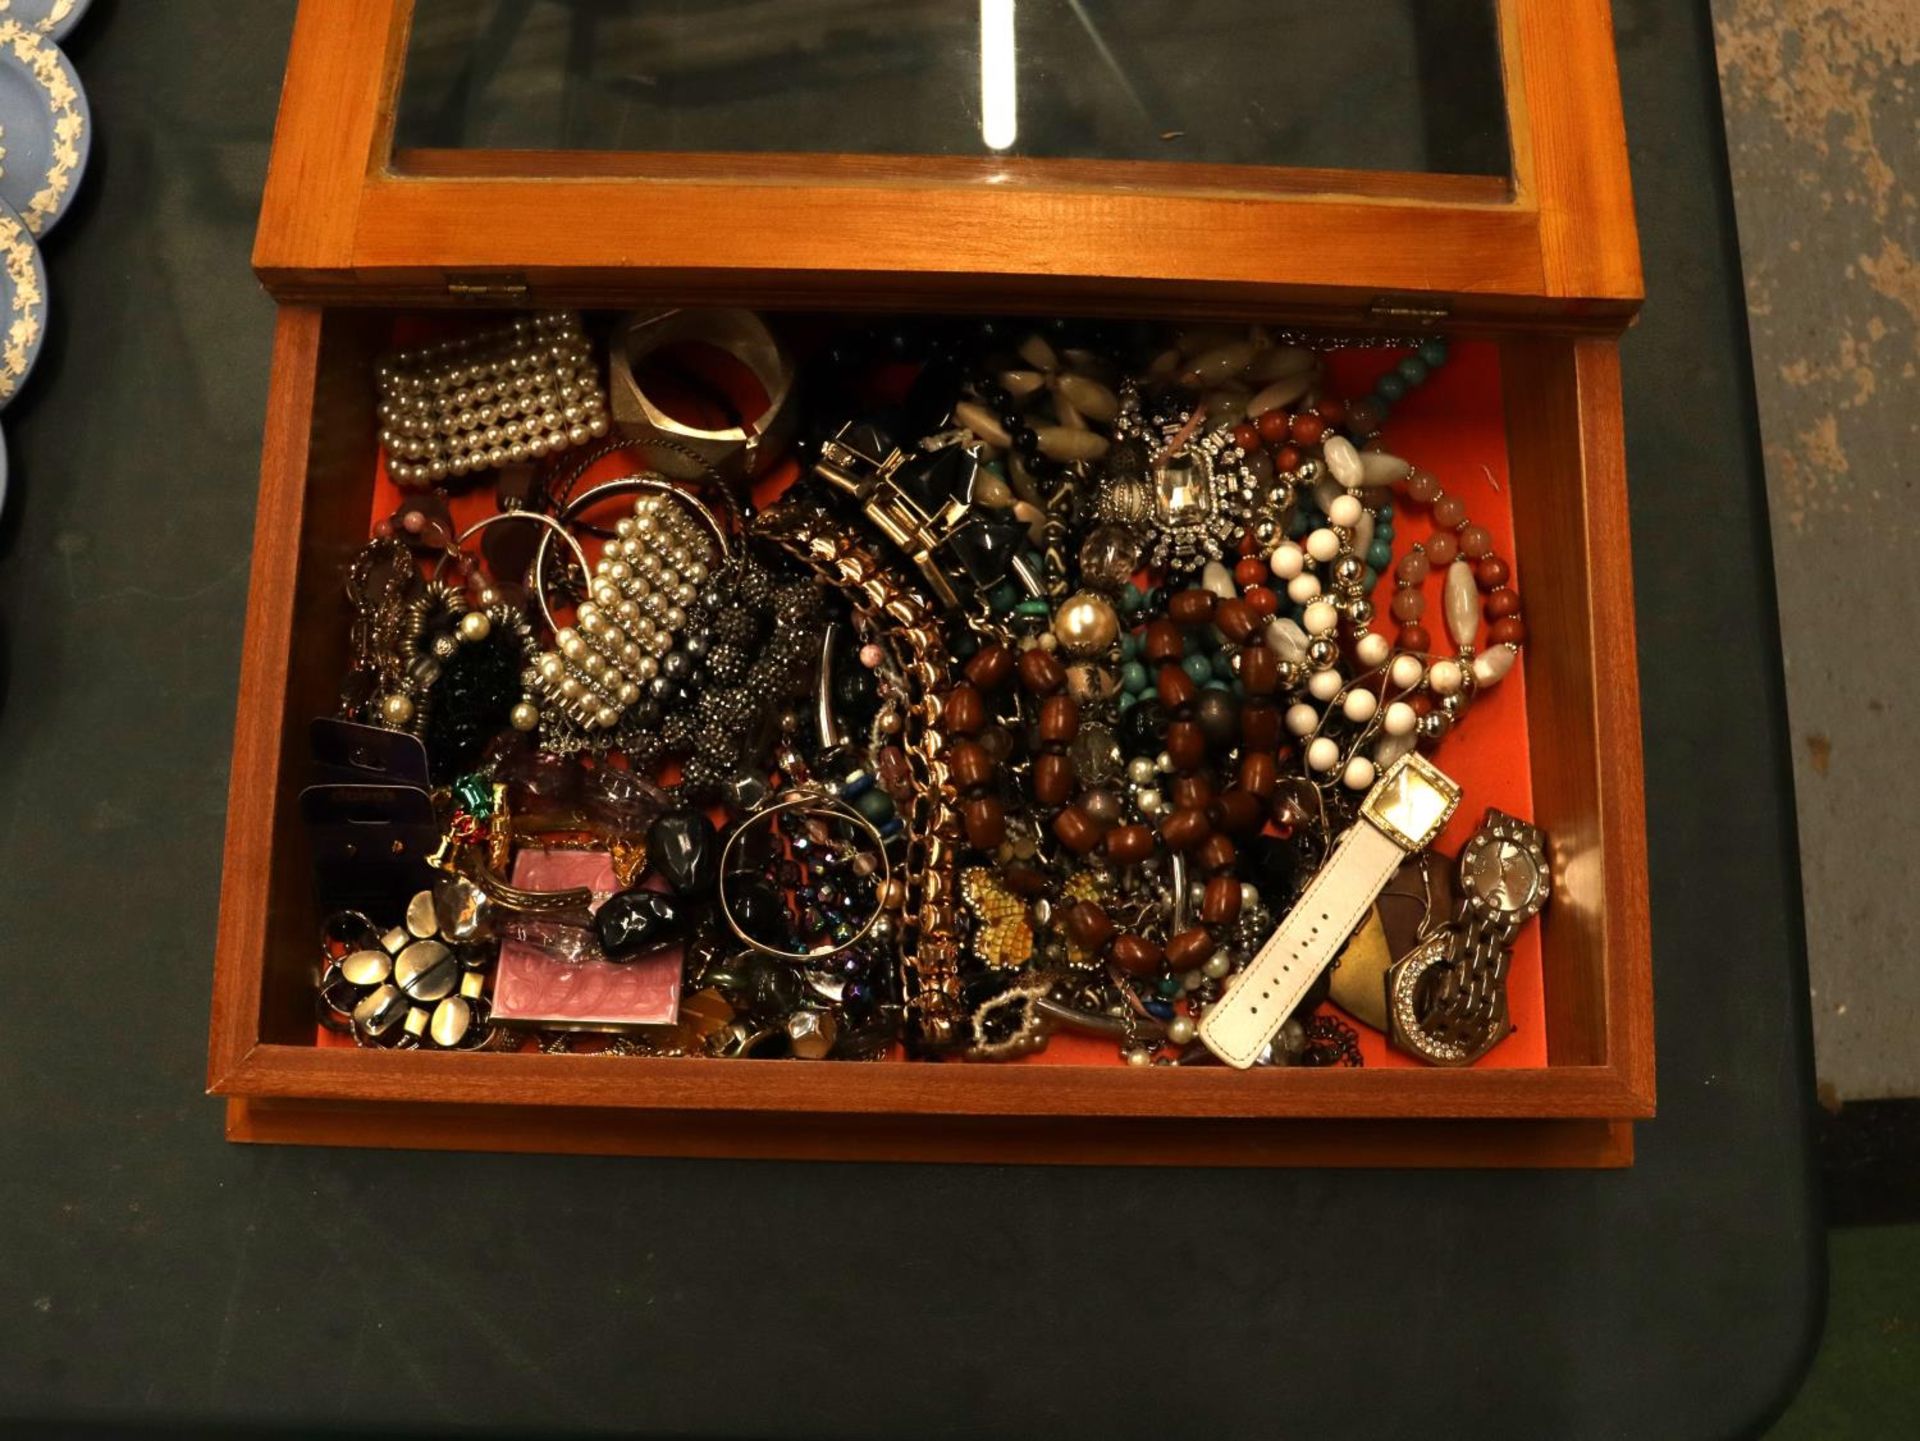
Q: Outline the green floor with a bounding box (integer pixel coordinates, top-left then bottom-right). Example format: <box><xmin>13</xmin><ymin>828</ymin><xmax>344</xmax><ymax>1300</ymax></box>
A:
<box><xmin>1768</xmin><ymin>1226</ymin><xmax>1920</xmax><ymax>1437</ymax></box>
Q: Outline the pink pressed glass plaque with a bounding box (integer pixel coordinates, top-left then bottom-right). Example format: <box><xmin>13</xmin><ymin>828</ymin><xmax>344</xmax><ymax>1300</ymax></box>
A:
<box><xmin>490</xmin><ymin>848</ymin><xmax>681</xmax><ymax>1029</ymax></box>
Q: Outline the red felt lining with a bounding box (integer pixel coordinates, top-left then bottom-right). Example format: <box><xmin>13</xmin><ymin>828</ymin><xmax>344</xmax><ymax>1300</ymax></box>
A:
<box><xmin>344</xmin><ymin>324</ymin><xmax>1541</xmax><ymax>1071</ymax></box>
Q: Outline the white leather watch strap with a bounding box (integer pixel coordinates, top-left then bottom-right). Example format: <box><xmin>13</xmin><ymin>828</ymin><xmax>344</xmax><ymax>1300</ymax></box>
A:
<box><xmin>1198</xmin><ymin>818</ymin><xmax>1409</xmax><ymax>1068</ymax></box>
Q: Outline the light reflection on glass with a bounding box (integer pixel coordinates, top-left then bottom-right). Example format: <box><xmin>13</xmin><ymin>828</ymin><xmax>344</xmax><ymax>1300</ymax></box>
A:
<box><xmin>979</xmin><ymin>0</ymin><xmax>1017</xmax><ymax>153</ymax></box>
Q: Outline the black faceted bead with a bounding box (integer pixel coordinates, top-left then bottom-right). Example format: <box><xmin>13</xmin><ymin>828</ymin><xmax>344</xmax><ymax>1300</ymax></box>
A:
<box><xmin>729</xmin><ymin>877</ymin><xmax>793</xmax><ymax>951</ymax></box>
<box><xmin>946</xmin><ymin>513</ymin><xmax>1025</xmax><ymax>588</ymax></box>
<box><xmin>595</xmin><ymin>889</ymin><xmax>688</xmax><ymax>960</ymax></box>
<box><xmin>648</xmin><ymin>812</ymin><xmax>717</xmax><ymax>895</ymax></box>
<box><xmin>1119</xmin><ymin>699</ymin><xmax>1168</xmax><ymax>757</ymax></box>
<box><xmin>742</xmin><ymin>953</ymin><xmax>802</xmax><ymax>1018</ymax></box>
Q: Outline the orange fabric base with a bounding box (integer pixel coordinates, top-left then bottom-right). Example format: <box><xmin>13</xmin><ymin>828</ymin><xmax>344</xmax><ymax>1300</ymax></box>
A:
<box><xmin>346</xmin><ymin>327</ymin><xmax>1541</xmax><ymax>1071</ymax></box>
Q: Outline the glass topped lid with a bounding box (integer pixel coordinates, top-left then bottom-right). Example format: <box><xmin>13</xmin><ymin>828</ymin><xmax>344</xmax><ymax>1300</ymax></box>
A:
<box><xmin>393</xmin><ymin>0</ymin><xmax>1510</xmax><ymax>180</ymax></box>
<box><xmin>254</xmin><ymin>0</ymin><xmax>1639</xmax><ymax>325</ymax></box>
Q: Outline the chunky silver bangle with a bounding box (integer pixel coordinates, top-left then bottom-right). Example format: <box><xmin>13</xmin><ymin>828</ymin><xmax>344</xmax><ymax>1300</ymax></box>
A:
<box><xmin>607</xmin><ymin>308</ymin><xmax>795</xmax><ymax>482</ymax></box>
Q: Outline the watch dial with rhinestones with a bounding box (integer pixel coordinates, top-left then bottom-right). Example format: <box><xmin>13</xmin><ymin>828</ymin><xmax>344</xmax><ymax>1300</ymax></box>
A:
<box><xmin>1466</xmin><ymin>838</ymin><xmax>1543</xmax><ymax>914</ymax></box>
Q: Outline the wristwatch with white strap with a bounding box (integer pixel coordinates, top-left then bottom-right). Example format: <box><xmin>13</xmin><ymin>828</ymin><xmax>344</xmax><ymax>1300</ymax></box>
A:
<box><xmin>1198</xmin><ymin>752</ymin><xmax>1462</xmax><ymax>1069</ymax></box>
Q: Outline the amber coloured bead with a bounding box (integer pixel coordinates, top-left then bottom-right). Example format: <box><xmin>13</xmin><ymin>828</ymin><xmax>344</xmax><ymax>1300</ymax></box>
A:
<box><xmin>1239</xmin><ymin>644</ymin><xmax>1279</xmax><ymax>696</ymax></box>
<box><xmin>1165</xmin><ymin>720</ymin><xmax>1206</xmax><ymax>770</ymax></box>
<box><xmin>1474</xmin><ymin>556</ymin><xmax>1510</xmax><ymax>591</ymax></box>
<box><xmin>1142</xmin><ymin>619</ymin><xmax>1184</xmax><ymax>663</ymax></box>
<box><xmin>1160</xmin><ymin>807</ymin><xmax>1211</xmax><ymax>851</ymax></box>
<box><xmin>1003</xmin><ymin>863</ymin><xmax>1049</xmax><ymax>897</ymax></box>
<box><xmin>1211</xmin><ymin>789</ymin><xmax>1264</xmax><ymax>837</ymax></box>
<box><xmin>943</xmin><ymin>684</ymin><xmax>985</xmax><ymax>735</ymax></box>
<box><xmin>1109</xmin><ymin>933</ymin><xmax>1165</xmax><ymax>976</ymax></box>
<box><xmin>1489</xmin><ymin>616</ymin><xmax>1526</xmax><ymax>646</ymax></box>
<box><xmin>1104</xmin><ymin>823</ymin><xmax>1155</xmax><ymax>864</ymax></box>
<box><xmin>962</xmin><ymin>795</ymin><xmax>1006</xmax><ymax>850</ymax></box>
<box><xmin>1239</xmin><ymin>750</ymin><xmax>1278</xmax><ymax>798</ymax></box>
<box><xmin>1032</xmin><ymin>752</ymin><xmax>1074</xmax><ymax>806</ymax></box>
<box><xmin>1018</xmin><ymin>647</ymin><xmax>1066</xmax><ymax>695</ymax></box>
<box><xmin>1166</xmin><ymin>926</ymin><xmax>1216</xmax><ymax>970</ymax></box>
<box><xmin>964</xmin><ymin>642</ymin><xmax>1015</xmax><ymax>691</ymax></box>
<box><xmin>1213</xmin><ymin>598</ymin><xmax>1257</xmax><ymax>642</ymax></box>
<box><xmin>946</xmin><ymin>739</ymin><xmax>995</xmax><ymax>790</ymax></box>
<box><xmin>1038</xmin><ymin>694</ymin><xmax>1080</xmax><ymax>744</ymax></box>
<box><xmin>1052</xmin><ymin>805</ymin><xmax>1105</xmax><ymax>854</ymax></box>
<box><xmin>1484</xmin><ymin>587</ymin><xmax>1520</xmax><ymax>620</ymax></box>
<box><xmin>1157</xmin><ymin>665</ymin><xmax>1198</xmax><ymax>711</ymax></box>
<box><xmin>1195</xmin><ymin>832</ymin><xmax>1237</xmax><ymax>874</ymax></box>
<box><xmin>1169</xmin><ymin>774</ymin><xmax>1215</xmax><ymax>812</ymax></box>
<box><xmin>1167</xmin><ymin>589</ymin><xmax>1216</xmax><ymax>625</ymax></box>
<box><xmin>1063</xmin><ymin>901</ymin><xmax>1116</xmax><ymax>953</ymax></box>
<box><xmin>1202</xmin><ymin>875</ymin><xmax>1244</xmax><ymax>925</ymax></box>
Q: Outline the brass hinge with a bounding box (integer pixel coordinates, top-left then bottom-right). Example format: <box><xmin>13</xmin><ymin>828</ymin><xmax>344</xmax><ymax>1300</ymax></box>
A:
<box><xmin>444</xmin><ymin>273</ymin><xmax>530</xmax><ymax>302</ymax></box>
<box><xmin>1367</xmin><ymin>297</ymin><xmax>1452</xmax><ymax>327</ymax></box>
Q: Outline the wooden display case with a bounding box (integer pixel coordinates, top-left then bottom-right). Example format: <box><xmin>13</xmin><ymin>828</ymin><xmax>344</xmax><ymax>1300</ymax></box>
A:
<box><xmin>209</xmin><ymin>0</ymin><xmax>1653</xmax><ymax>1166</ymax></box>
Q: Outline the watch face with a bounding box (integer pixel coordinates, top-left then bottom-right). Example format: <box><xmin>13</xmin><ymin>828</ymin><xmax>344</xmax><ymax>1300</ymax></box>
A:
<box><xmin>1459</xmin><ymin>814</ymin><xmax>1549</xmax><ymax>918</ymax></box>
<box><xmin>1465</xmin><ymin>838</ymin><xmax>1543</xmax><ymax>913</ymax></box>
<box><xmin>1360</xmin><ymin>752</ymin><xmax>1462</xmax><ymax>851</ymax></box>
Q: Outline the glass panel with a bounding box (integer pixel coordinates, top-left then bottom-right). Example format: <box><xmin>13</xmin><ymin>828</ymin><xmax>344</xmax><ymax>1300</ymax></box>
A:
<box><xmin>394</xmin><ymin>0</ymin><xmax>1510</xmax><ymax>178</ymax></box>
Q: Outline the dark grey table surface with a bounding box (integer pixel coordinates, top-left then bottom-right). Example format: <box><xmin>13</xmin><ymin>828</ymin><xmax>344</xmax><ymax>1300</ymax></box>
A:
<box><xmin>0</xmin><ymin>3</ymin><xmax>1820</xmax><ymax>1437</ymax></box>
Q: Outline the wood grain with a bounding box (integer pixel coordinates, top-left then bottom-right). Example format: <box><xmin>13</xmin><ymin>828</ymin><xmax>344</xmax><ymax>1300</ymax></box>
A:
<box><xmin>1504</xmin><ymin>336</ymin><xmax>1653</xmax><ymax>1102</ymax></box>
<box><xmin>208</xmin><ymin>308</ymin><xmax>323</xmax><ymax>1089</ymax></box>
<box><xmin>215</xmin><ymin>1041</ymin><xmax>1653</xmax><ymax>1121</ymax></box>
<box><xmin>1510</xmin><ymin>0</ymin><xmax>1645</xmax><ymax>307</ymax></box>
<box><xmin>228</xmin><ymin>1097</ymin><xmax>1634</xmax><ymax>1169</ymax></box>
<box><xmin>252</xmin><ymin>0</ymin><xmax>1642</xmax><ymax>327</ymax></box>
<box><xmin>1572</xmin><ymin>339</ymin><xmax>1655</xmax><ymax>1104</ymax></box>
<box><xmin>251</xmin><ymin>0</ymin><xmax>410</xmax><ymax>280</ymax></box>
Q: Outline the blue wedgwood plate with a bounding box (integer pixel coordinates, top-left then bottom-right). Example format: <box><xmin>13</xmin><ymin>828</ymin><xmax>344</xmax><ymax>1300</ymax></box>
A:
<box><xmin>0</xmin><ymin>15</ymin><xmax>89</xmax><ymax>237</ymax></box>
<box><xmin>0</xmin><ymin>192</ymin><xmax>44</xmax><ymax>412</ymax></box>
<box><xmin>0</xmin><ymin>1</ymin><xmax>90</xmax><ymax>42</ymax></box>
